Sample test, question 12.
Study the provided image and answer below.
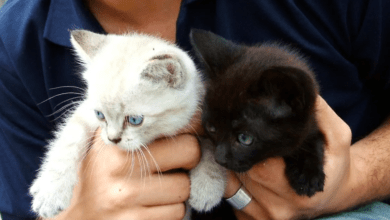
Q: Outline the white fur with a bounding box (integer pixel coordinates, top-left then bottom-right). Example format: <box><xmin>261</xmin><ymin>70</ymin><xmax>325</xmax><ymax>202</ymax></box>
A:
<box><xmin>189</xmin><ymin>138</ymin><xmax>227</xmax><ymax>212</ymax></box>
<box><xmin>29</xmin><ymin>101</ymin><xmax>97</xmax><ymax>217</ymax></box>
<box><xmin>30</xmin><ymin>30</ymin><xmax>226</xmax><ymax>218</ymax></box>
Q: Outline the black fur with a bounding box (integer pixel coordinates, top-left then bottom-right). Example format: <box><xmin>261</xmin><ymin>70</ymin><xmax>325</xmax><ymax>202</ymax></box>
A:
<box><xmin>190</xmin><ymin>29</ymin><xmax>325</xmax><ymax>197</ymax></box>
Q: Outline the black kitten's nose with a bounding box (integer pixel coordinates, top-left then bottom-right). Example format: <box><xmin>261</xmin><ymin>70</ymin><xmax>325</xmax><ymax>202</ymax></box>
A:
<box><xmin>215</xmin><ymin>156</ymin><xmax>228</xmax><ymax>167</ymax></box>
<box><xmin>215</xmin><ymin>144</ymin><xmax>228</xmax><ymax>166</ymax></box>
<box><xmin>109</xmin><ymin>137</ymin><xmax>122</xmax><ymax>144</ymax></box>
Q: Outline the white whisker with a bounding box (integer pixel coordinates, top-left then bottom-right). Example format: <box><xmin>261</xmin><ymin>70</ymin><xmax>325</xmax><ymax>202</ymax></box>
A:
<box><xmin>138</xmin><ymin>147</ymin><xmax>151</xmax><ymax>181</ymax></box>
<box><xmin>121</xmin><ymin>149</ymin><xmax>134</xmax><ymax>186</ymax></box>
<box><xmin>89</xmin><ymin>141</ymin><xmax>106</xmax><ymax>180</ymax></box>
<box><xmin>135</xmin><ymin>149</ymin><xmax>144</xmax><ymax>183</ymax></box>
<box><xmin>186</xmin><ymin>124</ymin><xmax>200</xmax><ymax>136</ymax></box>
<box><xmin>141</xmin><ymin>144</ymin><xmax>162</xmax><ymax>187</ymax></box>
<box><xmin>38</xmin><ymin>92</ymin><xmax>85</xmax><ymax>105</ymax></box>
<box><xmin>138</xmin><ymin>148</ymin><xmax>148</xmax><ymax>187</ymax></box>
<box><xmin>128</xmin><ymin>149</ymin><xmax>135</xmax><ymax>179</ymax></box>
<box><xmin>49</xmin><ymin>86</ymin><xmax>86</xmax><ymax>92</ymax></box>
<box><xmin>79</xmin><ymin>139</ymin><xmax>104</xmax><ymax>182</ymax></box>
<box><xmin>141</xmin><ymin>144</ymin><xmax>162</xmax><ymax>177</ymax></box>
<box><xmin>50</xmin><ymin>109</ymin><xmax>72</xmax><ymax>122</ymax></box>
<box><xmin>165</xmin><ymin>134</ymin><xmax>177</xmax><ymax>144</ymax></box>
<box><xmin>53</xmin><ymin>97</ymin><xmax>83</xmax><ymax>111</ymax></box>
<box><xmin>46</xmin><ymin>101</ymin><xmax>81</xmax><ymax>117</ymax></box>
<box><xmin>50</xmin><ymin>107</ymin><xmax>77</xmax><ymax>122</ymax></box>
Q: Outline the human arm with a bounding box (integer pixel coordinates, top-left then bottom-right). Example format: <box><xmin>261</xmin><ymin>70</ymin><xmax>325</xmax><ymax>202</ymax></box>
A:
<box><xmin>224</xmin><ymin>95</ymin><xmax>390</xmax><ymax>220</ymax></box>
<box><xmin>344</xmin><ymin>114</ymin><xmax>390</xmax><ymax>208</ymax></box>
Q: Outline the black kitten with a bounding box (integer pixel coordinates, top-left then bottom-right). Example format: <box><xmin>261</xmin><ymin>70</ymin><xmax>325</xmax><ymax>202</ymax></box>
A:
<box><xmin>190</xmin><ymin>29</ymin><xmax>325</xmax><ymax>201</ymax></box>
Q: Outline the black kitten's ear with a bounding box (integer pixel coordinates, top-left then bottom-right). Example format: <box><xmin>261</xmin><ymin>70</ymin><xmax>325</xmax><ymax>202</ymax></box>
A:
<box><xmin>251</xmin><ymin>66</ymin><xmax>318</xmax><ymax>118</ymax></box>
<box><xmin>189</xmin><ymin>29</ymin><xmax>242</xmax><ymax>77</ymax></box>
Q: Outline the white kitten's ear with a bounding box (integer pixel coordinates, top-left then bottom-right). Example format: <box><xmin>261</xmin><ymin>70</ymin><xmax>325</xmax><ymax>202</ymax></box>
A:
<box><xmin>141</xmin><ymin>55</ymin><xmax>187</xmax><ymax>89</ymax></box>
<box><xmin>70</xmin><ymin>30</ymin><xmax>106</xmax><ymax>63</ymax></box>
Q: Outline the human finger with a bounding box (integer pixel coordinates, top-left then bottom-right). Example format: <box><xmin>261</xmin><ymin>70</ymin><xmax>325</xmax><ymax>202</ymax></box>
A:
<box><xmin>127</xmin><ymin>203</ymin><xmax>186</xmax><ymax>220</ymax></box>
<box><xmin>137</xmin><ymin>172</ymin><xmax>190</xmax><ymax>206</ymax></box>
<box><xmin>87</xmin><ymin>130</ymin><xmax>201</xmax><ymax>174</ymax></box>
<box><xmin>146</xmin><ymin>134</ymin><xmax>201</xmax><ymax>172</ymax></box>
<box><xmin>224</xmin><ymin>170</ymin><xmax>242</xmax><ymax>198</ymax></box>
<box><xmin>244</xmin><ymin>157</ymin><xmax>291</xmax><ymax>192</ymax></box>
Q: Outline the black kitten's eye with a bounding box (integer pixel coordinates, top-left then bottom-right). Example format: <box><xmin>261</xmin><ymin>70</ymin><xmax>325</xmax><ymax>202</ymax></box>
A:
<box><xmin>237</xmin><ymin>133</ymin><xmax>254</xmax><ymax>145</ymax></box>
<box><xmin>95</xmin><ymin>110</ymin><xmax>105</xmax><ymax>120</ymax></box>
<box><xmin>205</xmin><ymin>123</ymin><xmax>216</xmax><ymax>133</ymax></box>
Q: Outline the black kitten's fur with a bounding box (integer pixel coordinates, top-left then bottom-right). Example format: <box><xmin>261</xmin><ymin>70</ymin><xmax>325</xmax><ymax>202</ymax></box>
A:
<box><xmin>190</xmin><ymin>29</ymin><xmax>325</xmax><ymax>197</ymax></box>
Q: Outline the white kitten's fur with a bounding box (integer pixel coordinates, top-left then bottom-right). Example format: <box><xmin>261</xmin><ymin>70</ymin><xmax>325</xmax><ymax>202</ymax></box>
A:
<box><xmin>29</xmin><ymin>30</ymin><xmax>226</xmax><ymax>218</ymax></box>
<box><xmin>189</xmin><ymin>138</ymin><xmax>227</xmax><ymax>212</ymax></box>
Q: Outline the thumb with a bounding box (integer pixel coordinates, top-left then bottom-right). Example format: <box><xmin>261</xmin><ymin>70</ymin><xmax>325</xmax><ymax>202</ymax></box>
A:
<box><xmin>224</xmin><ymin>170</ymin><xmax>269</xmax><ymax>219</ymax></box>
<box><xmin>224</xmin><ymin>170</ymin><xmax>242</xmax><ymax>198</ymax></box>
<box><xmin>315</xmin><ymin>95</ymin><xmax>351</xmax><ymax>155</ymax></box>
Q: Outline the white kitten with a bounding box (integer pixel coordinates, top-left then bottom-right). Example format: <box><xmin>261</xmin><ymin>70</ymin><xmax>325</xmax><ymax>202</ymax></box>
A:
<box><xmin>29</xmin><ymin>30</ymin><xmax>220</xmax><ymax>218</ymax></box>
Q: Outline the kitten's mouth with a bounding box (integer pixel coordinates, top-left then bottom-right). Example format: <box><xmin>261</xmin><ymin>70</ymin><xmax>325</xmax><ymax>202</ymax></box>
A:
<box><xmin>218</xmin><ymin>161</ymin><xmax>252</xmax><ymax>173</ymax></box>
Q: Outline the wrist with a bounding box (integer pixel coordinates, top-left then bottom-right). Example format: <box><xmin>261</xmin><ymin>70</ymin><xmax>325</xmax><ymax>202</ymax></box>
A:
<box><xmin>347</xmin><ymin>117</ymin><xmax>390</xmax><ymax>203</ymax></box>
<box><xmin>308</xmin><ymin>147</ymin><xmax>355</xmax><ymax>216</ymax></box>
<box><xmin>322</xmin><ymin>142</ymin><xmax>377</xmax><ymax>215</ymax></box>
<box><xmin>348</xmin><ymin>144</ymin><xmax>371</xmax><ymax>201</ymax></box>
<box><xmin>348</xmin><ymin>141</ymin><xmax>387</xmax><ymax>203</ymax></box>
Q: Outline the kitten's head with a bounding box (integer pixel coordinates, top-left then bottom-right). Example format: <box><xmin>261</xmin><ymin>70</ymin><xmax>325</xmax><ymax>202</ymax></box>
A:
<box><xmin>70</xmin><ymin>30</ymin><xmax>202</xmax><ymax>151</ymax></box>
<box><xmin>190</xmin><ymin>29</ymin><xmax>319</xmax><ymax>172</ymax></box>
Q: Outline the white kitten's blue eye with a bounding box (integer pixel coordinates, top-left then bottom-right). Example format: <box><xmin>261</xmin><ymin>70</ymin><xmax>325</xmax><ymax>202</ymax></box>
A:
<box><xmin>95</xmin><ymin>110</ymin><xmax>105</xmax><ymax>120</ymax></box>
<box><xmin>238</xmin><ymin>133</ymin><xmax>254</xmax><ymax>146</ymax></box>
<box><xmin>127</xmin><ymin>115</ymin><xmax>144</xmax><ymax>126</ymax></box>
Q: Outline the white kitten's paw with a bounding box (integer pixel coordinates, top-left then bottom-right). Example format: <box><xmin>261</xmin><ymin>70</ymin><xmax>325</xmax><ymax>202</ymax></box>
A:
<box><xmin>188</xmin><ymin>140</ymin><xmax>227</xmax><ymax>212</ymax></box>
<box><xmin>189</xmin><ymin>176</ymin><xmax>225</xmax><ymax>212</ymax></box>
<box><xmin>30</xmin><ymin>174</ymin><xmax>74</xmax><ymax>218</ymax></box>
<box><xmin>188</xmin><ymin>157</ymin><xmax>227</xmax><ymax>213</ymax></box>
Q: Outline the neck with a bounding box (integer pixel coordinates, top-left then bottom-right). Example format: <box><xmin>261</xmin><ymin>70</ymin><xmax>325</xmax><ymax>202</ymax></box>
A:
<box><xmin>84</xmin><ymin>0</ymin><xmax>182</xmax><ymax>42</ymax></box>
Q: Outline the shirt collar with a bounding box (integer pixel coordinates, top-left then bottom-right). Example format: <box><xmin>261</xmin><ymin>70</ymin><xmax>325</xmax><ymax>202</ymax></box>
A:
<box><xmin>43</xmin><ymin>0</ymin><xmax>105</xmax><ymax>48</ymax></box>
<box><xmin>43</xmin><ymin>0</ymin><xmax>204</xmax><ymax>48</ymax></box>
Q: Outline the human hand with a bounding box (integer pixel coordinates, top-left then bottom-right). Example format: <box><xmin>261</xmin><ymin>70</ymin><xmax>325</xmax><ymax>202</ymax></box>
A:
<box><xmin>225</xmin><ymin>96</ymin><xmax>354</xmax><ymax>220</ymax></box>
<box><xmin>47</xmin><ymin>126</ymin><xmax>201</xmax><ymax>220</ymax></box>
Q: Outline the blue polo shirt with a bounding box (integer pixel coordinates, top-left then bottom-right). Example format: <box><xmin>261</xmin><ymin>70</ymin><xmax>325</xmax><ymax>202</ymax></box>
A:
<box><xmin>1</xmin><ymin>0</ymin><xmax>389</xmax><ymax>219</ymax></box>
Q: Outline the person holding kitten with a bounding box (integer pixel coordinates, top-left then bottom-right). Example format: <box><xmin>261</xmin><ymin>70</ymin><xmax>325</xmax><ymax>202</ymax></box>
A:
<box><xmin>0</xmin><ymin>0</ymin><xmax>390</xmax><ymax>220</ymax></box>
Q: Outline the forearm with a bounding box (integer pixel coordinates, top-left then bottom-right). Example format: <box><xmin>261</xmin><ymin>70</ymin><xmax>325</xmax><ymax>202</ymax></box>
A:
<box><xmin>325</xmin><ymin>116</ymin><xmax>390</xmax><ymax>213</ymax></box>
<box><xmin>350</xmin><ymin>117</ymin><xmax>390</xmax><ymax>201</ymax></box>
